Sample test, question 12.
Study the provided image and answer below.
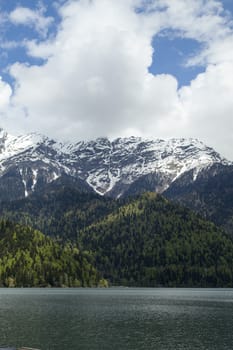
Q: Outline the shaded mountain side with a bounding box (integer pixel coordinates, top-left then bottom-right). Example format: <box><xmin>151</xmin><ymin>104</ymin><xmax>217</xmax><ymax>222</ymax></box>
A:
<box><xmin>122</xmin><ymin>172</ymin><xmax>171</xmax><ymax>197</ymax></box>
<box><xmin>0</xmin><ymin>169</ymin><xmax>95</xmax><ymax>202</ymax></box>
<box><xmin>79</xmin><ymin>192</ymin><xmax>233</xmax><ymax>287</ymax></box>
<box><xmin>164</xmin><ymin>164</ymin><xmax>233</xmax><ymax>236</ymax></box>
<box><xmin>0</xmin><ymin>220</ymin><xmax>104</xmax><ymax>287</ymax></box>
<box><xmin>121</xmin><ymin>164</ymin><xmax>233</xmax><ymax>236</ymax></box>
<box><xmin>0</xmin><ymin>175</ymin><xmax>118</xmax><ymax>240</ymax></box>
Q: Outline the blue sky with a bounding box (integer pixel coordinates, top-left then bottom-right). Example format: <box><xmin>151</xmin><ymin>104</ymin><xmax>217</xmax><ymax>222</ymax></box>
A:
<box><xmin>0</xmin><ymin>0</ymin><xmax>233</xmax><ymax>159</ymax></box>
<box><xmin>149</xmin><ymin>35</ymin><xmax>205</xmax><ymax>87</ymax></box>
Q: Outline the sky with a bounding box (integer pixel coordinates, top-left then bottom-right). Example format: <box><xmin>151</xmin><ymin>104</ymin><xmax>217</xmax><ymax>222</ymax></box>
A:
<box><xmin>0</xmin><ymin>0</ymin><xmax>233</xmax><ymax>159</ymax></box>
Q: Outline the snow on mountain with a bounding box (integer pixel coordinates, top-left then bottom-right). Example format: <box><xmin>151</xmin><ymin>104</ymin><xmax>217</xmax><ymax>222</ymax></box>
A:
<box><xmin>0</xmin><ymin>128</ymin><xmax>230</xmax><ymax>199</ymax></box>
<box><xmin>65</xmin><ymin>136</ymin><xmax>230</xmax><ymax>195</ymax></box>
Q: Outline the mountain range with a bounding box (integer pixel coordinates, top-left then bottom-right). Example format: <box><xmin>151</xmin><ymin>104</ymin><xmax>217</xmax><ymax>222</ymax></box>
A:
<box><xmin>0</xmin><ymin>128</ymin><xmax>232</xmax><ymax>234</ymax></box>
<box><xmin>1</xmin><ymin>128</ymin><xmax>233</xmax><ymax>287</ymax></box>
<box><xmin>0</xmin><ymin>128</ymin><xmax>230</xmax><ymax>197</ymax></box>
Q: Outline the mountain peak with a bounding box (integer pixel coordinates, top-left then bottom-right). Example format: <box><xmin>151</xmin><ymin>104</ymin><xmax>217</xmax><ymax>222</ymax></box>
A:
<box><xmin>0</xmin><ymin>131</ymin><xmax>230</xmax><ymax>200</ymax></box>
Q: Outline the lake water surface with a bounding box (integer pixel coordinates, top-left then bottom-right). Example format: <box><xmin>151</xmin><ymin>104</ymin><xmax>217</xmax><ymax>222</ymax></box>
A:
<box><xmin>0</xmin><ymin>288</ymin><xmax>232</xmax><ymax>350</ymax></box>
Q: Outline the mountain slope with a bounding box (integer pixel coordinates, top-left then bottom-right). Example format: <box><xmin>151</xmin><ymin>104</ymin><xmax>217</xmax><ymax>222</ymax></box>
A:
<box><xmin>164</xmin><ymin>163</ymin><xmax>233</xmax><ymax>235</ymax></box>
<box><xmin>0</xmin><ymin>220</ymin><xmax>103</xmax><ymax>287</ymax></box>
<box><xmin>0</xmin><ymin>175</ymin><xmax>118</xmax><ymax>240</ymax></box>
<box><xmin>79</xmin><ymin>192</ymin><xmax>233</xmax><ymax>287</ymax></box>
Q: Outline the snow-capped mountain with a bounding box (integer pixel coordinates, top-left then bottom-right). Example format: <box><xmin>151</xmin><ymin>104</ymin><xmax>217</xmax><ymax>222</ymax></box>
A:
<box><xmin>0</xmin><ymin>128</ymin><xmax>230</xmax><ymax>201</ymax></box>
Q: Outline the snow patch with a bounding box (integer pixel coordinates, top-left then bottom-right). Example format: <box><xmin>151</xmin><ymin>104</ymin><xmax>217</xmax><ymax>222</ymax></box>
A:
<box><xmin>19</xmin><ymin>168</ymin><xmax>28</xmax><ymax>197</ymax></box>
<box><xmin>31</xmin><ymin>169</ymin><xmax>38</xmax><ymax>191</ymax></box>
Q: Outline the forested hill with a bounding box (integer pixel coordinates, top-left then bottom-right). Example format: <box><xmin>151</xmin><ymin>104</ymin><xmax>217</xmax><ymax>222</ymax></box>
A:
<box><xmin>1</xmin><ymin>189</ymin><xmax>233</xmax><ymax>287</ymax></box>
<box><xmin>0</xmin><ymin>220</ymin><xmax>105</xmax><ymax>287</ymax></box>
<box><xmin>79</xmin><ymin>193</ymin><xmax>233</xmax><ymax>287</ymax></box>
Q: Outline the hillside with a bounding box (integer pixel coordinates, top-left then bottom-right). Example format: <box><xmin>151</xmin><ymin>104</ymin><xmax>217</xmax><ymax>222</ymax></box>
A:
<box><xmin>0</xmin><ymin>220</ymin><xmax>104</xmax><ymax>287</ymax></box>
<box><xmin>0</xmin><ymin>175</ymin><xmax>118</xmax><ymax>240</ymax></box>
<box><xmin>79</xmin><ymin>192</ymin><xmax>233</xmax><ymax>287</ymax></box>
<box><xmin>165</xmin><ymin>164</ymin><xmax>233</xmax><ymax>235</ymax></box>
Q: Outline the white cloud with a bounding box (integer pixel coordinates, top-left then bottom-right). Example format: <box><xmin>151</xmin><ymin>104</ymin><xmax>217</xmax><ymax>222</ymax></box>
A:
<box><xmin>1</xmin><ymin>0</ymin><xmax>233</xmax><ymax>159</ymax></box>
<box><xmin>9</xmin><ymin>6</ymin><xmax>53</xmax><ymax>38</ymax></box>
<box><xmin>8</xmin><ymin>0</ymin><xmax>166</xmax><ymax>138</ymax></box>
<box><xmin>179</xmin><ymin>62</ymin><xmax>233</xmax><ymax>158</ymax></box>
<box><xmin>0</xmin><ymin>77</ymin><xmax>12</xmax><ymax>109</ymax></box>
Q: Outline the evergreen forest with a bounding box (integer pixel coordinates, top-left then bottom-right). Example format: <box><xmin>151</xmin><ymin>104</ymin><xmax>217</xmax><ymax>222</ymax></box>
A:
<box><xmin>0</xmin><ymin>186</ymin><xmax>233</xmax><ymax>287</ymax></box>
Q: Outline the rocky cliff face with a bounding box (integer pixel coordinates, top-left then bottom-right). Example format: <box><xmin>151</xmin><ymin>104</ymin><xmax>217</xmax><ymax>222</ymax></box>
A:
<box><xmin>0</xmin><ymin>128</ymin><xmax>230</xmax><ymax>201</ymax></box>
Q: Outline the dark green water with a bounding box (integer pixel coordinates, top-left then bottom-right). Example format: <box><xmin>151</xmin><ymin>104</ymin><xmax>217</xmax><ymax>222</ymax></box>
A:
<box><xmin>0</xmin><ymin>288</ymin><xmax>233</xmax><ymax>350</ymax></box>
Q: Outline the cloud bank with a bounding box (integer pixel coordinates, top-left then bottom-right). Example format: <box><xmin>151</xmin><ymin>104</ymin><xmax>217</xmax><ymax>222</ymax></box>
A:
<box><xmin>1</xmin><ymin>0</ymin><xmax>233</xmax><ymax>159</ymax></box>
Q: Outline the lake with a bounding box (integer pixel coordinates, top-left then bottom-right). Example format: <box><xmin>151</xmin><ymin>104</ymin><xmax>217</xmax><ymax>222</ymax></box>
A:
<box><xmin>0</xmin><ymin>288</ymin><xmax>232</xmax><ymax>349</ymax></box>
